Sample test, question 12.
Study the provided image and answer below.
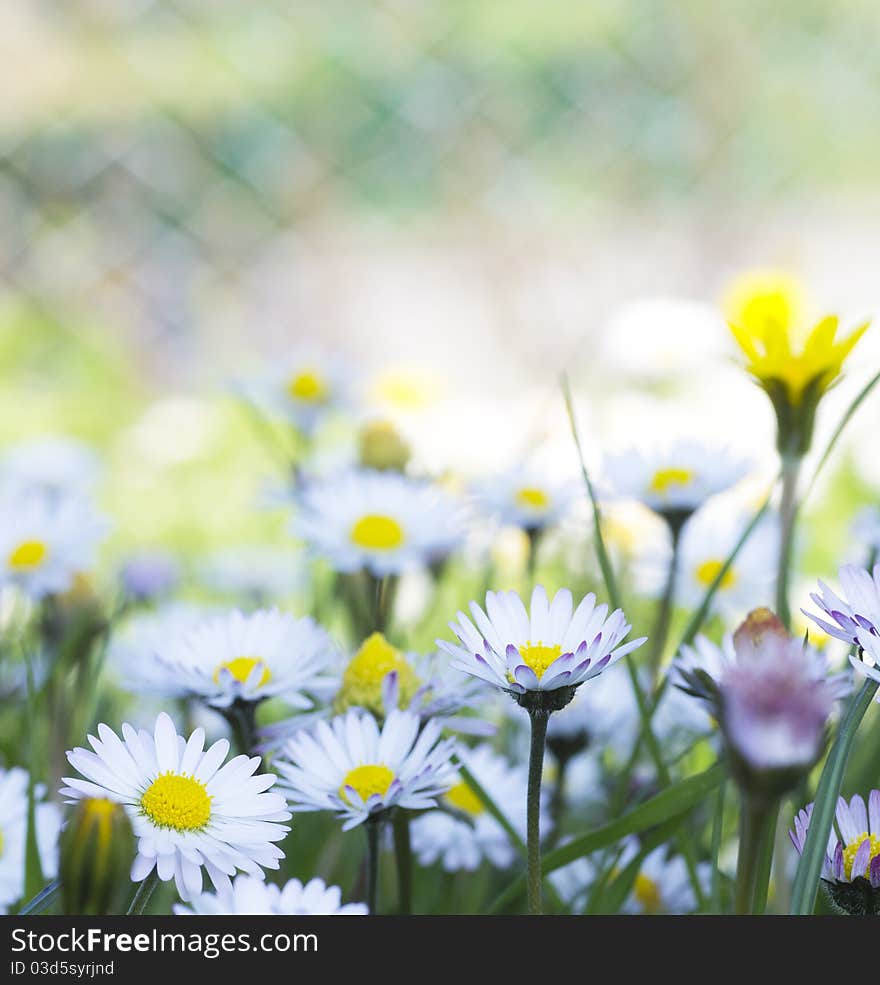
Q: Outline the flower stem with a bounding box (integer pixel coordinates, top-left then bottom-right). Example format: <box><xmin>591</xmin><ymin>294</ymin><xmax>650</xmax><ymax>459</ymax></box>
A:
<box><xmin>734</xmin><ymin>794</ymin><xmax>780</xmax><ymax>914</ymax></box>
<box><xmin>225</xmin><ymin>700</ymin><xmax>258</xmax><ymax>758</ymax></box>
<box><xmin>126</xmin><ymin>870</ymin><xmax>159</xmax><ymax>915</ymax></box>
<box><xmin>526</xmin><ymin>708</ymin><xmax>549</xmax><ymax>915</ymax></box>
<box><xmin>775</xmin><ymin>454</ymin><xmax>801</xmax><ymax>629</ymax></box>
<box><xmin>647</xmin><ymin>519</ymin><xmax>683</xmax><ymax>687</ymax></box>
<box><xmin>392</xmin><ymin>809</ymin><xmax>413</xmax><ymax>915</ymax></box>
<box><xmin>365</xmin><ymin>814</ymin><xmax>382</xmax><ymax>916</ymax></box>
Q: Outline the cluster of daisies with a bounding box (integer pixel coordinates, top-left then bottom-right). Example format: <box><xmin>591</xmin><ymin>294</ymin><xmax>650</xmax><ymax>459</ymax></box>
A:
<box><xmin>4</xmin><ymin>267</ymin><xmax>880</xmax><ymax>917</ymax></box>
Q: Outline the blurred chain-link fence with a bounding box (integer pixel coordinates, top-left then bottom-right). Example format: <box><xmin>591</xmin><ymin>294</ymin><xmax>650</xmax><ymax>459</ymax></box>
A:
<box><xmin>2</xmin><ymin>1</ymin><xmax>880</xmax><ymax>380</ymax></box>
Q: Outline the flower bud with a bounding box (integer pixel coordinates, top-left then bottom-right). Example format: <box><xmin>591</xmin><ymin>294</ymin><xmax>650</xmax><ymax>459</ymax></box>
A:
<box><xmin>60</xmin><ymin>798</ymin><xmax>134</xmax><ymax>915</ymax></box>
<box><xmin>358</xmin><ymin>420</ymin><xmax>410</xmax><ymax>472</ymax></box>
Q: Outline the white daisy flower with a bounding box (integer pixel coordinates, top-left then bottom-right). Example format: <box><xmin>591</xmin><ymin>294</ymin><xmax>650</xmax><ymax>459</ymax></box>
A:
<box><xmin>60</xmin><ymin>712</ymin><xmax>291</xmax><ymax>902</ymax></box>
<box><xmin>789</xmin><ymin>791</ymin><xmax>880</xmax><ymax>907</ymax></box>
<box><xmin>107</xmin><ymin>603</ymin><xmax>214</xmax><ymax>696</ymax></box>
<box><xmin>602</xmin><ymin>440</ymin><xmax>748</xmax><ymax>522</ymax></box>
<box><xmin>0</xmin><ymin>490</ymin><xmax>109</xmax><ymax>600</ymax></box>
<box><xmin>274</xmin><ymin>708</ymin><xmax>458</xmax><ymax>831</ymax></box>
<box><xmin>174</xmin><ymin>874</ymin><xmax>366</xmax><ymax>915</ymax></box>
<box><xmin>474</xmin><ymin>467</ymin><xmax>575</xmax><ymax>533</ymax></box>
<box><xmin>438</xmin><ymin>584</ymin><xmax>645</xmax><ymax>699</ymax></box>
<box><xmin>0</xmin><ymin>437</ymin><xmax>100</xmax><ymax>499</ymax></box>
<box><xmin>670</xmin><ymin>506</ymin><xmax>777</xmax><ymax>619</ymax></box>
<box><xmin>146</xmin><ymin>608</ymin><xmax>338</xmax><ymax>710</ymax></box>
<box><xmin>411</xmin><ymin>745</ymin><xmax>529</xmax><ymax>872</ymax></box>
<box><xmin>619</xmin><ymin>839</ymin><xmax>711</xmax><ymax>915</ymax></box>
<box><xmin>0</xmin><ymin>768</ymin><xmax>62</xmax><ymax>913</ymax></box>
<box><xmin>242</xmin><ymin>348</ymin><xmax>353</xmax><ymax>436</ymax></box>
<box><xmin>805</xmin><ymin>563</ymin><xmax>880</xmax><ymax>699</ymax></box>
<box><xmin>294</xmin><ymin>469</ymin><xmax>466</xmax><ymax>576</ymax></box>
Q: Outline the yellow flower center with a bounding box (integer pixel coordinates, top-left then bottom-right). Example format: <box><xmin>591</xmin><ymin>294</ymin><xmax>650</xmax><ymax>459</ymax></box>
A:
<box><xmin>140</xmin><ymin>773</ymin><xmax>211</xmax><ymax>831</ymax></box>
<box><xmin>515</xmin><ymin>487</ymin><xmax>550</xmax><ymax>510</ymax></box>
<box><xmin>517</xmin><ymin>640</ymin><xmax>563</xmax><ymax>681</ymax></box>
<box><xmin>0</xmin><ymin>827</ymin><xmax>4</xmax><ymax>857</ymax></box>
<box><xmin>695</xmin><ymin>559</ymin><xmax>736</xmax><ymax>590</ymax></box>
<box><xmin>350</xmin><ymin>514</ymin><xmax>405</xmax><ymax>550</ymax></box>
<box><xmin>843</xmin><ymin>833</ymin><xmax>880</xmax><ymax>881</ymax></box>
<box><xmin>213</xmin><ymin>656</ymin><xmax>272</xmax><ymax>688</ymax></box>
<box><xmin>444</xmin><ymin>781</ymin><xmax>484</xmax><ymax>817</ymax></box>
<box><xmin>633</xmin><ymin>872</ymin><xmax>663</xmax><ymax>913</ymax></box>
<box><xmin>334</xmin><ymin>632</ymin><xmax>421</xmax><ymax>716</ymax></box>
<box><xmin>649</xmin><ymin>468</ymin><xmax>694</xmax><ymax>497</ymax></box>
<box><xmin>8</xmin><ymin>539</ymin><xmax>48</xmax><ymax>570</ymax></box>
<box><xmin>339</xmin><ymin>764</ymin><xmax>395</xmax><ymax>805</ymax></box>
<box><xmin>287</xmin><ymin>370</ymin><xmax>328</xmax><ymax>403</ymax></box>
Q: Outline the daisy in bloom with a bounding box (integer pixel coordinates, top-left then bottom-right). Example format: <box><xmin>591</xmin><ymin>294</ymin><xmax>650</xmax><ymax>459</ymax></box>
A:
<box><xmin>670</xmin><ymin>505</ymin><xmax>776</xmax><ymax>619</ymax></box>
<box><xmin>247</xmin><ymin>348</ymin><xmax>353</xmax><ymax>436</ymax></box>
<box><xmin>0</xmin><ymin>436</ymin><xmax>100</xmax><ymax>499</ymax></box>
<box><xmin>805</xmin><ymin>563</ymin><xmax>880</xmax><ymax>699</ymax></box>
<box><xmin>602</xmin><ymin>440</ymin><xmax>748</xmax><ymax>527</ymax></box>
<box><xmin>175</xmin><ymin>874</ymin><xmax>366</xmax><ymax>915</ymax></box>
<box><xmin>274</xmin><ymin>708</ymin><xmax>458</xmax><ymax>830</ymax></box>
<box><xmin>0</xmin><ymin>768</ymin><xmax>62</xmax><ymax>913</ymax></box>
<box><xmin>107</xmin><ymin>603</ymin><xmax>214</xmax><ymax>695</ymax></box>
<box><xmin>618</xmin><ymin>839</ymin><xmax>711</xmax><ymax>915</ymax></box>
<box><xmin>411</xmin><ymin>745</ymin><xmax>531</xmax><ymax>872</ymax></box>
<box><xmin>146</xmin><ymin>608</ymin><xmax>337</xmax><ymax>710</ymax></box>
<box><xmin>332</xmin><ymin>631</ymin><xmax>488</xmax><ymax>728</ymax></box>
<box><xmin>60</xmin><ymin>712</ymin><xmax>291</xmax><ymax>901</ymax></box>
<box><xmin>438</xmin><ymin>584</ymin><xmax>645</xmax><ymax>702</ymax></box>
<box><xmin>475</xmin><ymin>467</ymin><xmax>574</xmax><ymax>533</ymax></box>
<box><xmin>789</xmin><ymin>792</ymin><xmax>880</xmax><ymax>914</ymax></box>
<box><xmin>294</xmin><ymin>469</ymin><xmax>466</xmax><ymax>576</ymax></box>
<box><xmin>0</xmin><ymin>489</ymin><xmax>108</xmax><ymax>600</ymax></box>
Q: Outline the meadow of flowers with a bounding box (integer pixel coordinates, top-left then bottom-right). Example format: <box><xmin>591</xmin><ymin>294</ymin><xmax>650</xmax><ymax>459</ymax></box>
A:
<box><xmin>3</xmin><ymin>271</ymin><xmax>880</xmax><ymax>918</ymax></box>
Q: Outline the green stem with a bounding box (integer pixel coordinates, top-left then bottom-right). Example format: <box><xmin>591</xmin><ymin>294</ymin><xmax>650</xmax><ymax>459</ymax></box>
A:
<box><xmin>225</xmin><ymin>700</ymin><xmax>258</xmax><ymax>757</ymax></box>
<box><xmin>19</xmin><ymin>879</ymin><xmax>61</xmax><ymax>916</ymax></box>
<box><xmin>790</xmin><ymin>677</ymin><xmax>879</xmax><ymax>914</ymax></box>
<box><xmin>647</xmin><ymin>520</ymin><xmax>683</xmax><ymax>687</ymax></box>
<box><xmin>526</xmin><ymin>709</ymin><xmax>549</xmax><ymax>915</ymax></box>
<box><xmin>392</xmin><ymin>810</ymin><xmax>413</xmax><ymax>915</ymax></box>
<box><xmin>775</xmin><ymin>455</ymin><xmax>801</xmax><ymax>629</ymax></box>
<box><xmin>126</xmin><ymin>870</ymin><xmax>159</xmax><ymax>915</ymax></box>
<box><xmin>734</xmin><ymin>794</ymin><xmax>779</xmax><ymax>914</ymax></box>
<box><xmin>365</xmin><ymin>814</ymin><xmax>382</xmax><ymax>916</ymax></box>
<box><xmin>23</xmin><ymin>649</ymin><xmax>44</xmax><ymax>901</ymax></box>
<box><xmin>709</xmin><ymin>779</ymin><xmax>727</xmax><ymax>914</ymax></box>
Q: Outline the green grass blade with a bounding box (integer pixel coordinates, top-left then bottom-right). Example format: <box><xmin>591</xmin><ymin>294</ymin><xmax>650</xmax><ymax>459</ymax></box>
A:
<box><xmin>803</xmin><ymin>366</ymin><xmax>880</xmax><ymax>503</ymax></box>
<box><xmin>789</xmin><ymin>678</ymin><xmax>878</xmax><ymax>914</ymax></box>
<box><xmin>561</xmin><ymin>375</ymin><xmax>621</xmax><ymax>611</ymax></box>
<box><xmin>488</xmin><ymin>762</ymin><xmax>723</xmax><ymax>912</ymax></box>
<box><xmin>453</xmin><ymin>757</ymin><xmax>526</xmax><ymax>856</ymax></box>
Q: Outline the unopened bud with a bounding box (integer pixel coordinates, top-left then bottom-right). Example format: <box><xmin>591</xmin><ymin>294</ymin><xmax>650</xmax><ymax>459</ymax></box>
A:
<box><xmin>60</xmin><ymin>798</ymin><xmax>134</xmax><ymax>915</ymax></box>
<box><xmin>358</xmin><ymin>420</ymin><xmax>410</xmax><ymax>472</ymax></box>
<box><xmin>733</xmin><ymin>607</ymin><xmax>788</xmax><ymax>653</ymax></box>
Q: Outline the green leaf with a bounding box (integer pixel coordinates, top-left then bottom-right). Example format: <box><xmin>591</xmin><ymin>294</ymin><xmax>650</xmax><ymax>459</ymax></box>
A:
<box><xmin>674</xmin><ymin>490</ymin><xmax>774</xmax><ymax>653</ymax></box>
<box><xmin>488</xmin><ymin>762</ymin><xmax>724</xmax><ymax>912</ymax></box>
<box><xmin>789</xmin><ymin>678</ymin><xmax>879</xmax><ymax>914</ymax></box>
<box><xmin>803</xmin><ymin>365</ymin><xmax>880</xmax><ymax>503</ymax></box>
<box><xmin>453</xmin><ymin>757</ymin><xmax>526</xmax><ymax>856</ymax></box>
<box><xmin>561</xmin><ymin>375</ymin><xmax>621</xmax><ymax>611</ymax></box>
